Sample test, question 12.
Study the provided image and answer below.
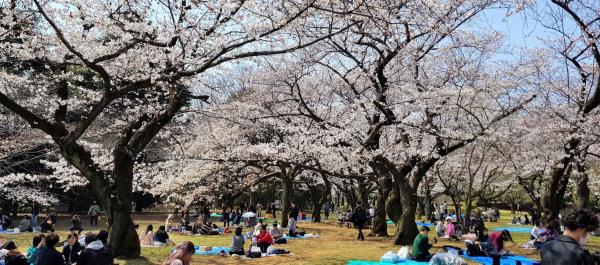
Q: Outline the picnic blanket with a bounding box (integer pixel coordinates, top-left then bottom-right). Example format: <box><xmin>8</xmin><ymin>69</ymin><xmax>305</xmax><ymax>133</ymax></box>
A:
<box><xmin>0</xmin><ymin>230</ymin><xmax>20</xmax><ymax>235</ymax></box>
<box><xmin>462</xmin><ymin>253</ymin><xmax>540</xmax><ymax>265</ymax></box>
<box><xmin>283</xmin><ymin>233</ymin><xmax>319</xmax><ymax>239</ymax></box>
<box><xmin>494</xmin><ymin>227</ymin><xmax>532</xmax><ymax>233</ymax></box>
<box><xmin>347</xmin><ymin>260</ymin><xmax>429</xmax><ymax>265</ymax></box>
<box><xmin>384</xmin><ymin>221</ymin><xmax>434</xmax><ymax>226</ymax></box>
<box><xmin>194</xmin><ymin>246</ymin><xmax>231</xmax><ymax>255</ymax></box>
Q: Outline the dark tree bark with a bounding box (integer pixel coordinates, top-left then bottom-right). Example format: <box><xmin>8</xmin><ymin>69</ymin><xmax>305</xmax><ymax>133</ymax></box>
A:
<box><xmin>371</xmin><ymin>176</ymin><xmax>391</xmax><ymax>236</ymax></box>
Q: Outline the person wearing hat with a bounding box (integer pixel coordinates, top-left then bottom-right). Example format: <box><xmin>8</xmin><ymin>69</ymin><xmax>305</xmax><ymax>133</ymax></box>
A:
<box><xmin>2</xmin><ymin>241</ymin><xmax>28</xmax><ymax>265</ymax></box>
<box><xmin>255</xmin><ymin>224</ymin><xmax>273</xmax><ymax>253</ymax></box>
<box><xmin>445</xmin><ymin>216</ymin><xmax>457</xmax><ymax>240</ymax></box>
<box><xmin>412</xmin><ymin>226</ymin><xmax>434</xmax><ymax>262</ymax></box>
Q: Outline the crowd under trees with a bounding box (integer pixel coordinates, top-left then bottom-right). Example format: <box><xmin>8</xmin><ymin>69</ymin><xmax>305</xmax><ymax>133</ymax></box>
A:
<box><xmin>1</xmin><ymin>0</ymin><xmax>599</xmax><ymax>258</ymax></box>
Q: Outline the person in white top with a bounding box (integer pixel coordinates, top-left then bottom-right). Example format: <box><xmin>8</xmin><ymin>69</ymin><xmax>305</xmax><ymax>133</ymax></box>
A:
<box><xmin>530</xmin><ymin>221</ymin><xmax>544</xmax><ymax>240</ymax></box>
<box><xmin>162</xmin><ymin>241</ymin><xmax>195</xmax><ymax>265</ymax></box>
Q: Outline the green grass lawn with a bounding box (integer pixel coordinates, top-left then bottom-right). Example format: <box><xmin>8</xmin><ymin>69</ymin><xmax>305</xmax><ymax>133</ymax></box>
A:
<box><xmin>1</xmin><ymin>211</ymin><xmax>599</xmax><ymax>264</ymax></box>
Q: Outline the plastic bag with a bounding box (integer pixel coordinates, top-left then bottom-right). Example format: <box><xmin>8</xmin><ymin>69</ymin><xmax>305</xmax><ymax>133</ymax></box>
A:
<box><xmin>267</xmin><ymin>245</ymin><xmax>275</xmax><ymax>254</ymax></box>
<box><xmin>397</xmin><ymin>246</ymin><xmax>409</xmax><ymax>260</ymax></box>
<box><xmin>429</xmin><ymin>252</ymin><xmax>467</xmax><ymax>265</ymax></box>
<box><xmin>250</xmin><ymin>246</ymin><xmax>261</xmax><ymax>253</ymax></box>
<box><xmin>380</xmin><ymin>251</ymin><xmax>399</xmax><ymax>263</ymax></box>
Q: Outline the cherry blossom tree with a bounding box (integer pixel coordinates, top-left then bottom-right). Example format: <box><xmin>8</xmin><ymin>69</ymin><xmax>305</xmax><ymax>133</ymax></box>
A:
<box><xmin>0</xmin><ymin>0</ymin><xmax>351</xmax><ymax>257</ymax></box>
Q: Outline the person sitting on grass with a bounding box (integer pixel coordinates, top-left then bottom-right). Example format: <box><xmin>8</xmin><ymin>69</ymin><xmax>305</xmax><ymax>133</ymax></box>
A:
<box><xmin>40</xmin><ymin>217</ymin><xmax>54</xmax><ymax>233</ymax></box>
<box><xmin>534</xmin><ymin>220</ymin><xmax>560</xmax><ymax>250</ymax></box>
<box><xmin>62</xmin><ymin>232</ymin><xmax>83</xmax><ymax>265</ymax></box>
<box><xmin>530</xmin><ymin>221</ymin><xmax>543</xmax><ymax>240</ymax></box>
<box><xmin>35</xmin><ymin>233</ymin><xmax>64</xmax><ymax>265</ymax></box>
<box><xmin>255</xmin><ymin>224</ymin><xmax>273</xmax><ymax>253</ymax></box>
<box><xmin>78</xmin><ymin>232</ymin><xmax>113</xmax><ymax>265</ymax></box>
<box><xmin>412</xmin><ymin>226</ymin><xmax>434</xmax><ymax>262</ymax></box>
<box><xmin>163</xmin><ymin>241</ymin><xmax>195</xmax><ymax>265</ymax></box>
<box><xmin>69</xmin><ymin>215</ymin><xmax>83</xmax><ymax>234</ymax></box>
<box><xmin>154</xmin><ymin>225</ymin><xmax>172</xmax><ymax>246</ymax></box>
<box><xmin>3</xmin><ymin>241</ymin><xmax>28</xmax><ymax>265</ymax></box>
<box><xmin>445</xmin><ymin>217</ymin><xmax>458</xmax><ymax>240</ymax></box>
<box><xmin>141</xmin><ymin>225</ymin><xmax>154</xmax><ymax>246</ymax></box>
<box><xmin>230</xmin><ymin>227</ymin><xmax>245</xmax><ymax>256</ymax></box>
<box><xmin>541</xmin><ymin>208</ymin><xmax>599</xmax><ymax>265</ymax></box>
<box><xmin>26</xmin><ymin>234</ymin><xmax>44</xmax><ymax>265</ymax></box>
<box><xmin>18</xmin><ymin>216</ymin><xmax>32</xmax><ymax>233</ymax></box>
<box><xmin>436</xmin><ymin>219</ymin><xmax>445</xmax><ymax>237</ymax></box>
<box><xmin>270</xmin><ymin>222</ymin><xmax>284</xmax><ymax>241</ymax></box>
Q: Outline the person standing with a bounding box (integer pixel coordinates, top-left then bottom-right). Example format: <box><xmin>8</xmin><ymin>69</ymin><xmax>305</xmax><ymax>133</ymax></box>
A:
<box><xmin>352</xmin><ymin>201</ymin><xmax>367</xmax><ymax>241</ymax></box>
<box><xmin>87</xmin><ymin>202</ymin><xmax>101</xmax><ymax>227</ymax></box>
<box><xmin>223</xmin><ymin>206</ymin><xmax>231</xmax><ymax>228</ymax></box>
<box><xmin>31</xmin><ymin>204</ymin><xmax>40</xmax><ymax>228</ymax></box>
<box><xmin>541</xmin><ymin>209</ymin><xmax>599</xmax><ymax>265</ymax></box>
<box><xmin>323</xmin><ymin>203</ymin><xmax>330</xmax><ymax>220</ymax></box>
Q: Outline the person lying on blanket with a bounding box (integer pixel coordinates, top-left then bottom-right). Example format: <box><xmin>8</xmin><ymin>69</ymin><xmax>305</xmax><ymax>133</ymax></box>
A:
<box><xmin>412</xmin><ymin>226</ymin><xmax>434</xmax><ymax>262</ymax></box>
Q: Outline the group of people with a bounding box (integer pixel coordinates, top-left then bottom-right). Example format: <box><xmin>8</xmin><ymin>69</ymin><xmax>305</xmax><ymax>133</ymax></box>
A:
<box><xmin>412</xmin><ymin>208</ymin><xmax>600</xmax><ymax>265</ymax></box>
<box><xmin>0</xmin><ymin>230</ymin><xmax>114</xmax><ymax>265</ymax></box>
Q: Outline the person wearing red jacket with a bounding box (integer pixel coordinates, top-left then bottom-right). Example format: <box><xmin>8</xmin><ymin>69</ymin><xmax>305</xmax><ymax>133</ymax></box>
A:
<box><xmin>256</xmin><ymin>225</ymin><xmax>273</xmax><ymax>253</ymax></box>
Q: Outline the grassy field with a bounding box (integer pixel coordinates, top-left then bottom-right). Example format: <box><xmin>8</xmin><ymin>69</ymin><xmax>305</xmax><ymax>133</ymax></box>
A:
<box><xmin>1</xmin><ymin>211</ymin><xmax>599</xmax><ymax>264</ymax></box>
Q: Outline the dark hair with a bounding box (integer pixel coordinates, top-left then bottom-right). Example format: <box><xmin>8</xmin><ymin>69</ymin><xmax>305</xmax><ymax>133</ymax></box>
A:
<box><xmin>84</xmin><ymin>232</ymin><xmax>97</xmax><ymax>245</ymax></box>
<box><xmin>562</xmin><ymin>209</ymin><xmax>600</xmax><ymax>232</ymax></box>
<box><xmin>421</xmin><ymin>226</ymin><xmax>430</xmax><ymax>232</ymax></box>
<box><xmin>146</xmin><ymin>224</ymin><xmax>154</xmax><ymax>234</ymax></box>
<box><xmin>501</xmin><ymin>230</ymin><xmax>513</xmax><ymax>242</ymax></box>
<box><xmin>97</xmin><ymin>230</ymin><xmax>109</xmax><ymax>245</ymax></box>
<box><xmin>235</xmin><ymin>227</ymin><xmax>243</xmax><ymax>236</ymax></box>
<box><xmin>45</xmin><ymin>233</ymin><xmax>60</xmax><ymax>247</ymax></box>
<box><xmin>32</xmin><ymin>234</ymin><xmax>45</xmax><ymax>246</ymax></box>
<box><xmin>67</xmin><ymin>232</ymin><xmax>78</xmax><ymax>240</ymax></box>
<box><xmin>3</xmin><ymin>241</ymin><xmax>16</xmax><ymax>250</ymax></box>
<box><xmin>546</xmin><ymin>219</ymin><xmax>560</xmax><ymax>231</ymax></box>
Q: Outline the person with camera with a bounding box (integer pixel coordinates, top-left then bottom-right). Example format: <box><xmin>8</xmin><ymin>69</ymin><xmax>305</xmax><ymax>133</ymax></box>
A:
<box><xmin>541</xmin><ymin>208</ymin><xmax>599</xmax><ymax>265</ymax></box>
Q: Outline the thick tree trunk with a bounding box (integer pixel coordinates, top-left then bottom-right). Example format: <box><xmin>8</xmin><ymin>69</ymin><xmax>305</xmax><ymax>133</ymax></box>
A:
<box><xmin>311</xmin><ymin>203</ymin><xmax>323</xmax><ymax>223</ymax></box>
<box><xmin>357</xmin><ymin>178</ymin><xmax>370</xmax><ymax>207</ymax></box>
<box><xmin>575</xmin><ymin>163</ymin><xmax>590</xmax><ymax>209</ymax></box>
<box><xmin>107</xmin><ymin>202</ymin><xmax>140</xmax><ymax>258</ymax></box>
<box><xmin>371</xmin><ymin>183</ymin><xmax>390</xmax><ymax>236</ymax></box>
<box><xmin>386</xmin><ymin>187</ymin><xmax>401</xmax><ymax>223</ymax></box>
<box><xmin>542</xmin><ymin>164</ymin><xmax>572</xmax><ymax>222</ymax></box>
<box><xmin>394</xmin><ymin>183</ymin><xmax>418</xmax><ymax>245</ymax></box>
<box><xmin>280</xmin><ymin>177</ymin><xmax>293</xmax><ymax>228</ymax></box>
<box><xmin>107</xmin><ymin>152</ymin><xmax>140</xmax><ymax>258</ymax></box>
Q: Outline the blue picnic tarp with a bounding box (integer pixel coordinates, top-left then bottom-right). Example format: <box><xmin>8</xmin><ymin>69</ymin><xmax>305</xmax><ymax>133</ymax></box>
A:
<box><xmin>194</xmin><ymin>246</ymin><xmax>230</xmax><ymax>255</ymax></box>
<box><xmin>384</xmin><ymin>221</ymin><xmax>434</xmax><ymax>227</ymax></box>
<box><xmin>462</xmin><ymin>254</ymin><xmax>540</xmax><ymax>265</ymax></box>
<box><xmin>347</xmin><ymin>260</ymin><xmax>429</xmax><ymax>265</ymax></box>
<box><xmin>494</xmin><ymin>227</ymin><xmax>532</xmax><ymax>233</ymax></box>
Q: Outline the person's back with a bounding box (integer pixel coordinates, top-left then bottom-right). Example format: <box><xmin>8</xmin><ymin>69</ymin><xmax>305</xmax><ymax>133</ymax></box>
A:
<box><xmin>352</xmin><ymin>206</ymin><xmax>366</xmax><ymax>225</ymax></box>
<box><xmin>231</xmin><ymin>234</ymin><xmax>245</xmax><ymax>253</ymax></box>
<box><xmin>35</xmin><ymin>233</ymin><xmax>65</xmax><ymax>265</ymax></box>
<box><xmin>18</xmin><ymin>218</ymin><xmax>31</xmax><ymax>232</ymax></box>
<box><xmin>78</xmin><ymin>240</ymin><xmax>113</xmax><ymax>265</ymax></box>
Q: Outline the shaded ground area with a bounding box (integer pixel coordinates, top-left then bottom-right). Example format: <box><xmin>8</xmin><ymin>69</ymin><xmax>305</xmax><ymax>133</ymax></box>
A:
<box><xmin>1</xmin><ymin>212</ymin><xmax>599</xmax><ymax>264</ymax></box>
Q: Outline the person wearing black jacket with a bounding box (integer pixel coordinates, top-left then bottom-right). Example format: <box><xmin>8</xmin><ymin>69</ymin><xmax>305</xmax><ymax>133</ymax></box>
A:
<box><xmin>35</xmin><ymin>233</ymin><xmax>65</xmax><ymax>265</ymax></box>
<box><xmin>289</xmin><ymin>203</ymin><xmax>299</xmax><ymax>221</ymax></box>
<box><xmin>78</xmin><ymin>233</ymin><xmax>114</xmax><ymax>265</ymax></box>
<box><xmin>353</xmin><ymin>201</ymin><xmax>368</xmax><ymax>241</ymax></box>
<box><xmin>541</xmin><ymin>209</ymin><xmax>599</xmax><ymax>265</ymax></box>
<box><xmin>3</xmin><ymin>241</ymin><xmax>28</xmax><ymax>265</ymax></box>
<box><xmin>62</xmin><ymin>233</ymin><xmax>83</xmax><ymax>265</ymax></box>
